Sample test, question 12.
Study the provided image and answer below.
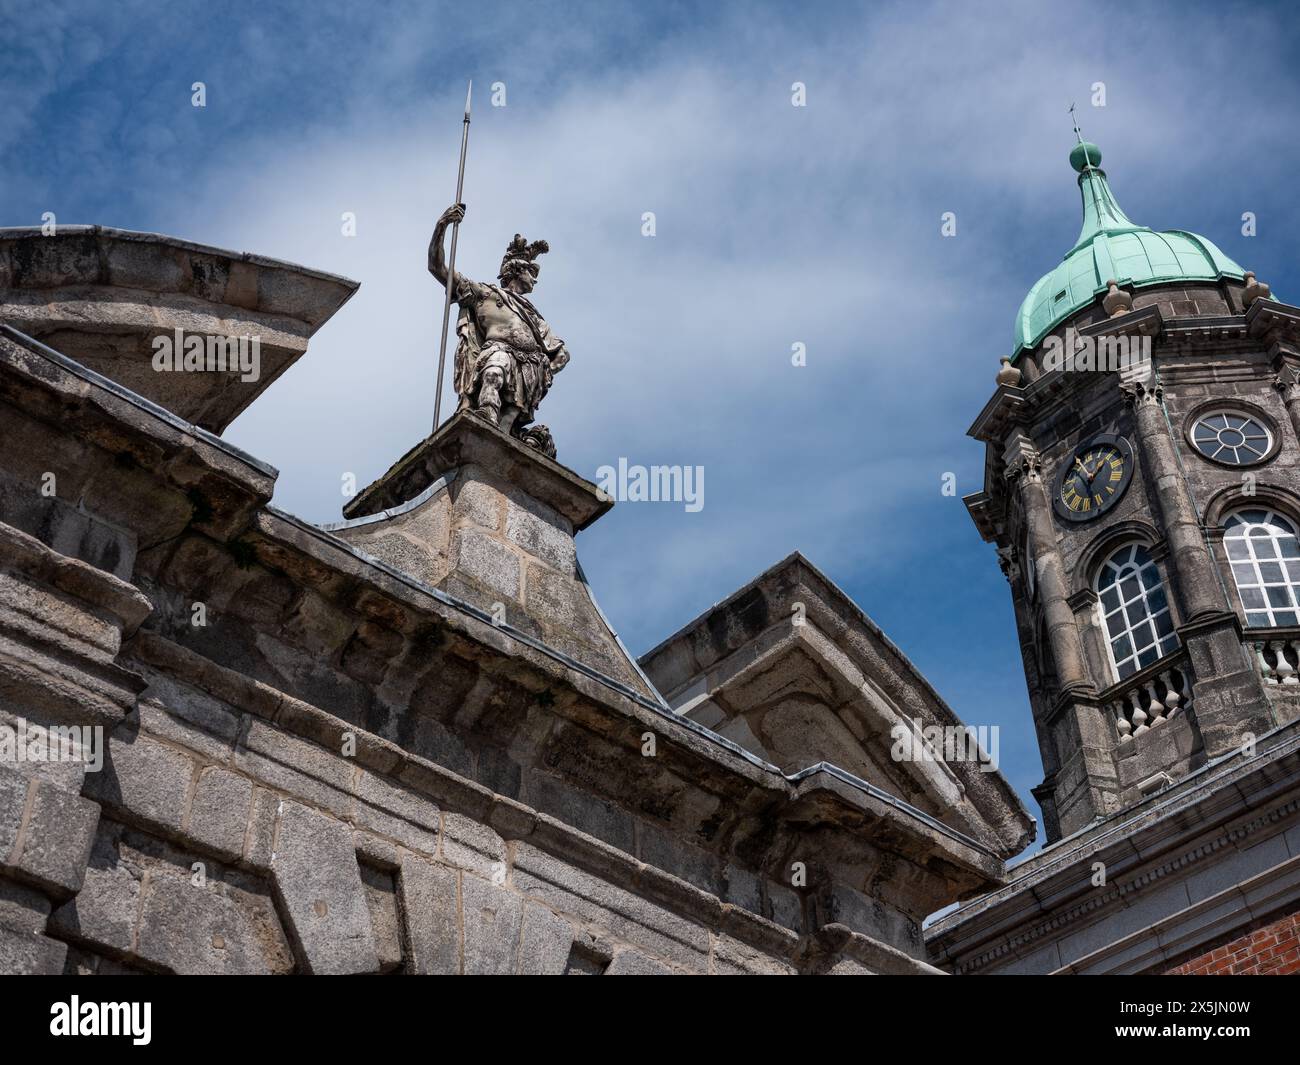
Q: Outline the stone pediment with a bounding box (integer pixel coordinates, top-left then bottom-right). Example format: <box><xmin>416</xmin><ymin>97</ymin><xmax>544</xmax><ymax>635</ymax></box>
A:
<box><xmin>640</xmin><ymin>553</ymin><xmax>1035</xmax><ymax>858</ymax></box>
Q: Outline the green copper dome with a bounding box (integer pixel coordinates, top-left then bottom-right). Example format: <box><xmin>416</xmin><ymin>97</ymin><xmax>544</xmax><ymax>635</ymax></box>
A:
<box><xmin>1013</xmin><ymin>141</ymin><xmax>1246</xmax><ymax>357</ymax></box>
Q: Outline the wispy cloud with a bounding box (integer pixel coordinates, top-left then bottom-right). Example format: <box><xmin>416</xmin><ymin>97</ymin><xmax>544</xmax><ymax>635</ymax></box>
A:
<box><xmin>7</xmin><ymin>0</ymin><xmax>1299</xmax><ymax>825</ymax></box>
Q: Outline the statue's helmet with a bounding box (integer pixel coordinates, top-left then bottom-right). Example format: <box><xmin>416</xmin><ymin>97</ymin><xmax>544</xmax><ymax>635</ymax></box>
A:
<box><xmin>498</xmin><ymin>233</ymin><xmax>549</xmax><ymax>283</ymax></box>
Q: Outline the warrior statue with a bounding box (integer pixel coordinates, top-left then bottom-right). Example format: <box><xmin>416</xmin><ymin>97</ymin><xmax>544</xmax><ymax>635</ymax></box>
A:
<box><xmin>428</xmin><ymin>203</ymin><xmax>570</xmax><ymax>458</ymax></box>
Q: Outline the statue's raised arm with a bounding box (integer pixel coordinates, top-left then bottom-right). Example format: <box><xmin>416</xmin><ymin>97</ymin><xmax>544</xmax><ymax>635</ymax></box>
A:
<box><xmin>428</xmin><ymin>202</ymin><xmax>466</xmax><ymax>289</ymax></box>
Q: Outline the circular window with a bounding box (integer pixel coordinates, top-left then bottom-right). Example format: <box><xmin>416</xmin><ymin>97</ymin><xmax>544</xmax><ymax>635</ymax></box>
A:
<box><xmin>1190</xmin><ymin>410</ymin><xmax>1273</xmax><ymax>466</ymax></box>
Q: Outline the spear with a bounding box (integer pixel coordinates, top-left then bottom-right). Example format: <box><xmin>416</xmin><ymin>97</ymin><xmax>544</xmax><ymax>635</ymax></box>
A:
<box><xmin>433</xmin><ymin>80</ymin><xmax>472</xmax><ymax>432</ymax></box>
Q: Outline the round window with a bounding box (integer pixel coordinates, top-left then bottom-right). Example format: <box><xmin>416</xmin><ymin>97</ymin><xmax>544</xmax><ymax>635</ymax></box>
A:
<box><xmin>1190</xmin><ymin>411</ymin><xmax>1272</xmax><ymax>466</ymax></box>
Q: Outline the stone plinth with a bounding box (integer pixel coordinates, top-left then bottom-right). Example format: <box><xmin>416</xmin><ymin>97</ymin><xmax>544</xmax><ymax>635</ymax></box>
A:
<box><xmin>330</xmin><ymin>413</ymin><xmax>650</xmax><ymax>696</ymax></box>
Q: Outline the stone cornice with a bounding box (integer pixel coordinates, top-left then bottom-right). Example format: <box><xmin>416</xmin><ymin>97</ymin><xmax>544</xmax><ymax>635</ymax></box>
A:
<box><xmin>250</xmin><ymin>514</ymin><xmax>1013</xmax><ymax>878</ymax></box>
<box><xmin>121</xmin><ymin>630</ymin><xmax>804</xmax><ymax>966</ymax></box>
<box><xmin>0</xmin><ymin>228</ymin><xmax>358</xmax><ymax>433</ymax></box>
<box><xmin>342</xmin><ymin>412</ymin><xmax>611</xmax><ymax>531</ymax></box>
<box><xmin>1246</xmin><ymin>297</ymin><xmax>1300</xmax><ymax>342</ymax></box>
<box><xmin>926</xmin><ymin>718</ymin><xmax>1300</xmax><ymax>972</ymax></box>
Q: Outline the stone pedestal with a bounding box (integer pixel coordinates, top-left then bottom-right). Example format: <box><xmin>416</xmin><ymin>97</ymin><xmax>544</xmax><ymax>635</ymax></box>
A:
<box><xmin>331</xmin><ymin>413</ymin><xmax>654</xmax><ymax>697</ymax></box>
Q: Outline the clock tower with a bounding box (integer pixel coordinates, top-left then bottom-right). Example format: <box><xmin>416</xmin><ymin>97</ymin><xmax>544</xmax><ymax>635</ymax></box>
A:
<box><xmin>967</xmin><ymin>139</ymin><xmax>1300</xmax><ymax>842</ymax></box>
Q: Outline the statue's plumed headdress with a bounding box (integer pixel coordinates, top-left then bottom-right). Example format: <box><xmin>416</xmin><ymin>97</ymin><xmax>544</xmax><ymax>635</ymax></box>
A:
<box><xmin>499</xmin><ymin>233</ymin><xmax>549</xmax><ymax>282</ymax></box>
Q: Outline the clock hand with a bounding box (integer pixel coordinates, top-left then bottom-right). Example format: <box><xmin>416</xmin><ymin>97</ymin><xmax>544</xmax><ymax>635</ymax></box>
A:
<box><xmin>1086</xmin><ymin>461</ymin><xmax>1101</xmax><ymax>486</ymax></box>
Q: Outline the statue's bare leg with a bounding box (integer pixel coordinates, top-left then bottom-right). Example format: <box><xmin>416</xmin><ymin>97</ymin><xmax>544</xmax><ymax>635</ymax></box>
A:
<box><xmin>475</xmin><ymin>367</ymin><xmax>504</xmax><ymax>427</ymax></box>
<box><xmin>498</xmin><ymin>404</ymin><xmax>521</xmax><ymax>436</ymax></box>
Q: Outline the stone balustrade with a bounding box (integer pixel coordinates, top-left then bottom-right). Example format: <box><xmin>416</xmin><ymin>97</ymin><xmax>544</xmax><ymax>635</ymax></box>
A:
<box><xmin>1253</xmin><ymin>631</ymin><xmax>1300</xmax><ymax>686</ymax></box>
<box><xmin>1108</xmin><ymin>656</ymin><xmax>1192</xmax><ymax>742</ymax></box>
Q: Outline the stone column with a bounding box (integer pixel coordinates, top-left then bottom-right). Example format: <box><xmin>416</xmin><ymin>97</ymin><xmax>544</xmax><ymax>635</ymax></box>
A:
<box><xmin>1120</xmin><ymin>378</ymin><xmax>1274</xmax><ymax>759</ymax></box>
<box><xmin>1003</xmin><ymin>435</ymin><xmax>1090</xmax><ymax>695</ymax></box>
<box><xmin>1003</xmin><ymin>434</ymin><xmax>1116</xmax><ymax>839</ymax></box>
<box><xmin>1273</xmin><ymin>361</ymin><xmax>1300</xmax><ymax>444</ymax></box>
<box><xmin>1120</xmin><ymin>379</ymin><xmax>1226</xmax><ymax>621</ymax></box>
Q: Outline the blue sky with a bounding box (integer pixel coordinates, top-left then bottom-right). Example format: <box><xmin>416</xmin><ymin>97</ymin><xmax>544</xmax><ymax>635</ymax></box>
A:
<box><xmin>7</xmin><ymin>0</ymin><xmax>1300</xmax><ymax>847</ymax></box>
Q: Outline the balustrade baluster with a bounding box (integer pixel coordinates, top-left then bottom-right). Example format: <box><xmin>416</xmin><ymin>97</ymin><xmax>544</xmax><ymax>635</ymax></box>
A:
<box><xmin>1162</xmin><ymin>670</ymin><xmax>1182</xmax><ymax>717</ymax></box>
<box><xmin>1256</xmin><ymin>642</ymin><xmax>1277</xmax><ymax>685</ymax></box>
<box><xmin>1280</xmin><ymin>640</ymin><xmax>1299</xmax><ymax>685</ymax></box>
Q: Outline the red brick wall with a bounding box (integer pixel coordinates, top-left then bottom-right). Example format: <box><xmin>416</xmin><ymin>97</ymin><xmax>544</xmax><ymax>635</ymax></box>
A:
<box><xmin>1165</xmin><ymin>908</ymin><xmax>1300</xmax><ymax>975</ymax></box>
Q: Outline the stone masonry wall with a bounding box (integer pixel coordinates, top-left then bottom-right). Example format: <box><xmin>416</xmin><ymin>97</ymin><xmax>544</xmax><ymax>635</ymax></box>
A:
<box><xmin>0</xmin><ymin>324</ymin><xmax>980</xmax><ymax>976</ymax></box>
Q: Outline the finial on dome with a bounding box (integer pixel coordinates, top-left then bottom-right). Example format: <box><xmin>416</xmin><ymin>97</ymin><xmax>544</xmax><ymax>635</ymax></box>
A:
<box><xmin>996</xmin><ymin>356</ymin><xmax>1022</xmax><ymax>387</ymax></box>
<box><xmin>1067</xmin><ymin>104</ymin><xmax>1101</xmax><ymax>172</ymax></box>
<box><xmin>1070</xmin><ymin>140</ymin><xmax>1102</xmax><ymax>172</ymax></box>
<box><xmin>1242</xmin><ymin>271</ymin><xmax>1272</xmax><ymax>308</ymax></box>
<box><xmin>1102</xmin><ymin>278</ymin><xmax>1133</xmax><ymax>317</ymax></box>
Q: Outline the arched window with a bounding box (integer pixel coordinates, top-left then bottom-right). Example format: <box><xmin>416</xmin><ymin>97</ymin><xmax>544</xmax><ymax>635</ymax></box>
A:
<box><xmin>1096</xmin><ymin>544</ymin><xmax>1179</xmax><ymax>681</ymax></box>
<box><xmin>1224</xmin><ymin>508</ymin><xmax>1300</xmax><ymax>628</ymax></box>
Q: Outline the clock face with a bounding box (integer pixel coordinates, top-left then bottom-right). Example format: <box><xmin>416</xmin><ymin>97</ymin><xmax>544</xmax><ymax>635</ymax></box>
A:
<box><xmin>1052</xmin><ymin>434</ymin><xmax>1134</xmax><ymax>522</ymax></box>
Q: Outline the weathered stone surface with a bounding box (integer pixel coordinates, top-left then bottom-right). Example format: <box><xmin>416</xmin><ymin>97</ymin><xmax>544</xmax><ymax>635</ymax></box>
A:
<box><xmin>268</xmin><ymin>799</ymin><xmax>378</xmax><ymax>974</ymax></box>
<box><xmin>441</xmin><ymin>811</ymin><xmax>505</xmax><ymax>878</ymax></box>
<box><xmin>0</xmin><ymin>764</ymin><xmax>100</xmax><ymax>895</ymax></box>
<box><xmin>505</xmin><ymin>496</ymin><xmax>575</xmax><ymax>575</ymax></box>
<box><xmin>186</xmin><ymin>766</ymin><xmax>253</xmax><ymax>861</ymax></box>
<box><xmin>0</xmin><ymin>924</ymin><xmax>67</xmax><ymax>974</ymax></box>
<box><xmin>0</xmin><ymin>765</ymin><xmax>28</xmax><ymax>863</ymax></box>
<box><xmin>460</xmin><ymin>873</ymin><xmax>524</xmax><ymax>976</ymax></box>
<box><xmin>135</xmin><ymin>671</ymin><xmax>243</xmax><ymax>763</ymax></box>
<box><xmin>712</xmin><ymin>933</ymin><xmax>796</xmax><ymax>975</ymax></box>
<box><xmin>86</xmin><ymin>726</ymin><xmax>194</xmax><ymax>834</ymax></box>
<box><xmin>0</xmin><ymin>878</ymin><xmax>51</xmax><ymax>934</ymax></box>
<box><xmin>605</xmin><ymin>948</ymin><xmax>673</xmax><ymax>975</ymax></box>
<box><xmin>136</xmin><ymin>874</ymin><xmax>292</xmax><ymax>975</ymax></box>
<box><xmin>451</xmin><ymin>527</ymin><xmax>521</xmax><ymax>603</ymax></box>
<box><xmin>243</xmin><ymin>787</ymin><xmax>278</xmax><ymax>869</ymax></box>
<box><xmin>517</xmin><ymin>903</ymin><xmax>574</xmax><ymax>975</ymax></box>
<box><xmin>49</xmin><ymin>825</ymin><xmax>141</xmax><ymax>954</ymax></box>
<box><xmin>352</xmin><ymin>770</ymin><xmax>441</xmax><ymax>856</ymax></box>
<box><xmin>399</xmin><ymin>855</ymin><xmax>459</xmax><ymax>975</ymax></box>
<box><xmin>511</xmin><ymin>841</ymin><xmax>710</xmax><ymax>973</ymax></box>
<box><xmin>359</xmin><ymin>863</ymin><xmax>403</xmax><ymax>973</ymax></box>
<box><xmin>454</xmin><ymin>478</ymin><xmax>502</xmax><ymax>532</ymax></box>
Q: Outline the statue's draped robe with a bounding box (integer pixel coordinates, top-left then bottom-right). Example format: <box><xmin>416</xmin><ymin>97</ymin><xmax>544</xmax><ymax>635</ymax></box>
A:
<box><xmin>452</xmin><ymin>274</ymin><xmax>566</xmax><ymax>425</ymax></box>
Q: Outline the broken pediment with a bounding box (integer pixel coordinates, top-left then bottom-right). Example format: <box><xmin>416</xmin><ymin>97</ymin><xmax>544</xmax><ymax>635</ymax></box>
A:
<box><xmin>0</xmin><ymin>226</ymin><xmax>358</xmax><ymax>434</ymax></box>
<box><xmin>640</xmin><ymin>552</ymin><xmax>1035</xmax><ymax>858</ymax></box>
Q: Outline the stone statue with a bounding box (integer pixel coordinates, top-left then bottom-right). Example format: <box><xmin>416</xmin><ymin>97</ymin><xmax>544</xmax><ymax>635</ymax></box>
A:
<box><xmin>429</xmin><ymin>203</ymin><xmax>570</xmax><ymax>458</ymax></box>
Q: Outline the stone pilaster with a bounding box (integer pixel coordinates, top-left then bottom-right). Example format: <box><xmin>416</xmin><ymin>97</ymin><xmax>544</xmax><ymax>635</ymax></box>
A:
<box><xmin>1120</xmin><ymin>378</ymin><xmax>1226</xmax><ymax>621</ymax></box>
<box><xmin>1003</xmin><ymin>434</ymin><xmax>1116</xmax><ymax>838</ymax></box>
<box><xmin>1272</xmin><ymin>359</ymin><xmax>1300</xmax><ymax>445</ymax></box>
<box><xmin>1120</xmin><ymin>378</ymin><xmax>1274</xmax><ymax>758</ymax></box>
<box><xmin>1003</xmin><ymin>435</ymin><xmax>1089</xmax><ymax>694</ymax></box>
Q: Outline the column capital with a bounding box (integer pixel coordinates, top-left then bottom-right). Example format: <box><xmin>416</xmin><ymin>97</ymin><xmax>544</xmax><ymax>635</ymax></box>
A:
<box><xmin>1002</xmin><ymin>433</ymin><xmax>1044</xmax><ymax>486</ymax></box>
<box><xmin>996</xmin><ymin>544</ymin><xmax>1020</xmax><ymax>583</ymax></box>
<box><xmin>1119</xmin><ymin>377</ymin><xmax>1162</xmax><ymax>409</ymax></box>
<box><xmin>1273</xmin><ymin>361</ymin><xmax>1300</xmax><ymax>406</ymax></box>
